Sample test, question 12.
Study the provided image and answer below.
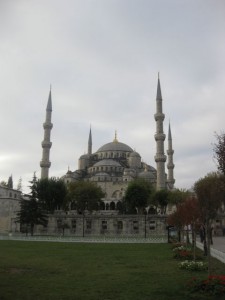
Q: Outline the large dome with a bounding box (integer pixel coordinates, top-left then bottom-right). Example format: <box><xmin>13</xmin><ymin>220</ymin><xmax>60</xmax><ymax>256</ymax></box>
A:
<box><xmin>97</xmin><ymin>141</ymin><xmax>133</xmax><ymax>153</ymax></box>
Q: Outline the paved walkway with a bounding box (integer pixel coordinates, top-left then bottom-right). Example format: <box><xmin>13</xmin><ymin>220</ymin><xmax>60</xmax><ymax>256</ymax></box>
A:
<box><xmin>198</xmin><ymin>236</ymin><xmax>225</xmax><ymax>253</ymax></box>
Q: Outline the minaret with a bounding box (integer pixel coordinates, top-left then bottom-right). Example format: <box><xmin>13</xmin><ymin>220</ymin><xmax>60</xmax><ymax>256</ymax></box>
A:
<box><xmin>167</xmin><ymin>122</ymin><xmax>175</xmax><ymax>189</ymax></box>
<box><xmin>154</xmin><ymin>75</ymin><xmax>167</xmax><ymax>190</ymax></box>
<box><xmin>40</xmin><ymin>89</ymin><xmax>53</xmax><ymax>179</ymax></box>
<box><xmin>88</xmin><ymin>126</ymin><xmax>92</xmax><ymax>155</ymax></box>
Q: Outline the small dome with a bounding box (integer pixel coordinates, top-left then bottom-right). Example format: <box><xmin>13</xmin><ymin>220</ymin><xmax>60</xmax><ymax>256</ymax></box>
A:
<box><xmin>129</xmin><ymin>151</ymin><xmax>141</xmax><ymax>158</ymax></box>
<box><xmin>138</xmin><ymin>170</ymin><xmax>156</xmax><ymax>179</ymax></box>
<box><xmin>79</xmin><ymin>154</ymin><xmax>89</xmax><ymax>159</ymax></box>
<box><xmin>93</xmin><ymin>159</ymin><xmax>121</xmax><ymax>167</ymax></box>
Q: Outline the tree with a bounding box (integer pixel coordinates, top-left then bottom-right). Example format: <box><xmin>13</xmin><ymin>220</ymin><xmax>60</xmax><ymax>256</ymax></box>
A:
<box><xmin>194</xmin><ymin>172</ymin><xmax>225</xmax><ymax>274</ymax></box>
<box><xmin>37</xmin><ymin>178</ymin><xmax>67</xmax><ymax>213</ymax></box>
<box><xmin>181</xmin><ymin>196</ymin><xmax>201</xmax><ymax>259</ymax></box>
<box><xmin>66</xmin><ymin>181</ymin><xmax>104</xmax><ymax>214</ymax></box>
<box><xmin>168</xmin><ymin>189</ymin><xmax>190</xmax><ymax>207</ymax></box>
<box><xmin>213</xmin><ymin>132</ymin><xmax>225</xmax><ymax>175</ymax></box>
<box><xmin>17</xmin><ymin>177</ymin><xmax>23</xmax><ymax>192</ymax></box>
<box><xmin>167</xmin><ymin>208</ymin><xmax>184</xmax><ymax>242</ymax></box>
<box><xmin>167</xmin><ymin>196</ymin><xmax>201</xmax><ymax>258</ymax></box>
<box><xmin>0</xmin><ymin>181</ymin><xmax>7</xmax><ymax>187</ymax></box>
<box><xmin>124</xmin><ymin>179</ymin><xmax>153</xmax><ymax>214</ymax></box>
<box><xmin>16</xmin><ymin>173</ymin><xmax>48</xmax><ymax>235</ymax></box>
<box><xmin>152</xmin><ymin>189</ymin><xmax>169</xmax><ymax>214</ymax></box>
<box><xmin>7</xmin><ymin>175</ymin><xmax>13</xmax><ymax>189</ymax></box>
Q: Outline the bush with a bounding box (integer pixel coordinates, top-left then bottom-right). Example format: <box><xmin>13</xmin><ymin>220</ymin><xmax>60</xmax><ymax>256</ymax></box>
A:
<box><xmin>187</xmin><ymin>275</ymin><xmax>225</xmax><ymax>296</ymax></box>
<box><xmin>179</xmin><ymin>260</ymin><xmax>207</xmax><ymax>271</ymax></box>
<box><xmin>171</xmin><ymin>242</ymin><xmax>185</xmax><ymax>249</ymax></box>
<box><xmin>173</xmin><ymin>249</ymin><xmax>193</xmax><ymax>260</ymax></box>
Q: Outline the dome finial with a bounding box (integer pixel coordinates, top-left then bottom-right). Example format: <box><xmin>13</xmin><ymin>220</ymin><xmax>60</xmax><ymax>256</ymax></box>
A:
<box><xmin>113</xmin><ymin>130</ymin><xmax>118</xmax><ymax>143</ymax></box>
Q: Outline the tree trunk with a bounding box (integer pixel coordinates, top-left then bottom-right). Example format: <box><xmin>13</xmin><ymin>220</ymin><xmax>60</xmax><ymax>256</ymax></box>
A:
<box><xmin>192</xmin><ymin>223</ymin><xmax>196</xmax><ymax>262</ymax></box>
<box><xmin>31</xmin><ymin>224</ymin><xmax>34</xmax><ymax>236</ymax></box>
<box><xmin>206</xmin><ymin>219</ymin><xmax>212</xmax><ymax>276</ymax></box>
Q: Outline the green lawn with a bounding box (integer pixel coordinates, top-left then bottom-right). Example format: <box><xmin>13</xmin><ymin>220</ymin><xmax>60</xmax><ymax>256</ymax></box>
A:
<box><xmin>0</xmin><ymin>241</ymin><xmax>223</xmax><ymax>300</ymax></box>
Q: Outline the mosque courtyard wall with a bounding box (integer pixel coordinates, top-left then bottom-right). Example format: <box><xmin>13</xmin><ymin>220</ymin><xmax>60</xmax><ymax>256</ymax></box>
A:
<box><xmin>11</xmin><ymin>212</ymin><xmax>168</xmax><ymax>237</ymax></box>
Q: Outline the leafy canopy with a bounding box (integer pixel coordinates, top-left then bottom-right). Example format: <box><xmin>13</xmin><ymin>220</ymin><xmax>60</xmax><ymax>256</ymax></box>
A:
<box><xmin>67</xmin><ymin>181</ymin><xmax>104</xmax><ymax>213</ymax></box>
<box><xmin>213</xmin><ymin>132</ymin><xmax>225</xmax><ymax>175</ymax></box>
<box><xmin>124</xmin><ymin>179</ymin><xmax>153</xmax><ymax>214</ymax></box>
<box><xmin>194</xmin><ymin>172</ymin><xmax>225</xmax><ymax>221</ymax></box>
<box><xmin>37</xmin><ymin>177</ymin><xmax>67</xmax><ymax>212</ymax></box>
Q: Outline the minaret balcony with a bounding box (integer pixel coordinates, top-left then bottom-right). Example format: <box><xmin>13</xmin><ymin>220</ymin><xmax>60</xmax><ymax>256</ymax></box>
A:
<box><xmin>167</xmin><ymin>162</ymin><xmax>175</xmax><ymax>169</ymax></box>
<box><xmin>154</xmin><ymin>154</ymin><xmax>166</xmax><ymax>162</ymax></box>
<box><xmin>154</xmin><ymin>113</ymin><xmax>165</xmax><ymax>121</ymax></box>
<box><xmin>43</xmin><ymin>123</ymin><xmax>53</xmax><ymax>129</ymax></box>
<box><xmin>154</xmin><ymin>133</ymin><xmax>166</xmax><ymax>141</ymax></box>
<box><xmin>42</xmin><ymin>141</ymin><xmax>52</xmax><ymax>148</ymax></box>
<box><xmin>167</xmin><ymin>149</ymin><xmax>174</xmax><ymax>155</ymax></box>
<box><xmin>40</xmin><ymin>161</ymin><xmax>51</xmax><ymax>168</ymax></box>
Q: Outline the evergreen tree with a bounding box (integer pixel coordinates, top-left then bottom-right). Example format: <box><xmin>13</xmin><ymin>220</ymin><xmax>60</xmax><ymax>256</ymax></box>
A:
<box><xmin>7</xmin><ymin>175</ymin><xmax>13</xmax><ymax>189</ymax></box>
<box><xmin>17</xmin><ymin>177</ymin><xmax>23</xmax><ymax>192</ymax></box>
<box><xmin>16</xmin><ymin>173</ymin><xmax>47</xmax><ymax>235</ymax></box>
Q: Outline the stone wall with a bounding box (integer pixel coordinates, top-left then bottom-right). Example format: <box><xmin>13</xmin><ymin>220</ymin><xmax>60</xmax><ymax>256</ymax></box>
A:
<box><xmin>0</xmin><ymin>186</ymin><xmax>21</xmax><ymax>233</ymax></box>
<box><xmin>35</xmin><ymin>212</ymin><xmax>168</xmax><ymax>237</ymax></box>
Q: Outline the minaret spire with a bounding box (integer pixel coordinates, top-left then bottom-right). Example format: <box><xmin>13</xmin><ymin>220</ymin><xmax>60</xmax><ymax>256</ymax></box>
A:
<box><xmin>167</xmin><ymin>122</ymin><xmax>175</xmax><ymax>189</ymax></box>
<box><xmin>40</xmin><ymin>88</ymin><xmax>53</xmax><ymax>179</ymax></box>
<box><xmin>88</xmin><ymin>125</ymin><xmax>92</xmax><ymax>155</ymax></box>
<box><xmin>113</xmin><ymin>130</ymin><xmax>118</xmax><ymax>143</ymax></box>
<box><xmin>154</xmin><ymin>75</ymin><xmax>166</xmax><ymax>190</ymax></box>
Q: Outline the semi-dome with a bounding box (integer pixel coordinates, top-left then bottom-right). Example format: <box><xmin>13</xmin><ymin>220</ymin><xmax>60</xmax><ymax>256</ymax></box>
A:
<box><xmin>93</xmin><ymin>159</ymin><xmax>121</xmax><ymax>167</ymax></box>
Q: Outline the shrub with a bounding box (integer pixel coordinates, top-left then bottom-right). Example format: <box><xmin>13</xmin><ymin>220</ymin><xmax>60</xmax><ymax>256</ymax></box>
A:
<box><xmin>179</xmin><ymin>260</ymin><xmax>207</xmax><ymax>271</ymax></box>
<box><xmin>171</xmin><ymin>242</ymin><xmax>185</xmax><ymax>249</ymax></box>
<box><xmin>173</xmin><ymin>249</ymin><xmax>193</xmax><ymax>260</ymax></box>
<box><xmin>173</xmin><ymin>246</ymin><xmax>191</xmax><ymax>252</ymax></box>
<box><xmin>187</xmin><ymin>275</ymin><xmax>225</xmax><ymax>296</ymax></box>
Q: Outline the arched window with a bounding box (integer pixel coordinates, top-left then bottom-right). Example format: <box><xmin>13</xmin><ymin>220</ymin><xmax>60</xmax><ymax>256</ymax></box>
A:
<box><xmin>110</xmin><ymin>202</ymin><xmax>115</xmax><ymax>210</ymax></box>
<box><xmin>100</xmin><ymin>202</ymin><xmax>105</xmax><ymax>210</ymax></box>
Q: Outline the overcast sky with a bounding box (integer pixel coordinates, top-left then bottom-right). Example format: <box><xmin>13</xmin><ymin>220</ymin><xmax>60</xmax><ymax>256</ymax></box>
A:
<box><xmin>0</xmin><ymin>0</ymin><xmax>225</xmax><ymax>193</ymax></box>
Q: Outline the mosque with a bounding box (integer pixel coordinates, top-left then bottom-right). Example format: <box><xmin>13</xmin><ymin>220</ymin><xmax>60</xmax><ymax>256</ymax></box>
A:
<box><xmin>40</xmin><ymin>77</ymin><xmax>175</xmax><ymax>212</ymax></box>
<box><xmin>0</xmin><ymin>76</ymin><xmax>175</xmax><ymax>234</ymax></box>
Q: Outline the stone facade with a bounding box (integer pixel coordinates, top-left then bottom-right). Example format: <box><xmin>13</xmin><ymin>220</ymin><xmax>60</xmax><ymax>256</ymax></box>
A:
<box><xmin>36</xmin><ymin>212</ymin><xmax>168</xmax><ymax>237</ymax></box>
<box><xmin>0</xmin><ymin>185</ymin><xmax>21</xmax><ymax>233</ymax></box>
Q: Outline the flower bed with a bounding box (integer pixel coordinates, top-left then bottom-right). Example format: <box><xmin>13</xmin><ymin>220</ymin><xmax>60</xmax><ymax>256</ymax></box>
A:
<box><xmin>173</xmin><ymin>249</ymin><xmax>193</xmax><ymax>260</ymax></box>
<box><xmin>187</xmin><ymin>275</ymin><xmax>225</xmax><ymax>296</ymax></box>
<box><xmin>171</xmin><ymin>242</ymin><xmax>185</xmax><ymax>249</ymax></box>
<box><xmin>179</xmin><ymin>260</ymin><xmax>207</xmax><ymax>271</ymax></box>
<box><xmin>173</xmin><ymin>245</ymin><xmax>191</xmax><ymax>252</ymax></box>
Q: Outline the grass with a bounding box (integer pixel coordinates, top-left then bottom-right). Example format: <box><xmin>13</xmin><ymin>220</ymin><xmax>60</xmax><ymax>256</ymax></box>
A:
<box><xmin>0</xmin><ymin>241</ymin><xmax>224</xmax><ymax>300</ymax></box>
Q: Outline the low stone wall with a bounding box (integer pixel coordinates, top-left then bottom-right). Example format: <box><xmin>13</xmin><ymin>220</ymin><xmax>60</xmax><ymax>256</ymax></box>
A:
<box><xmin>24</xmin><ymin>213</ymin><xmax>168</xmax><ymax>238</ymax></box>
